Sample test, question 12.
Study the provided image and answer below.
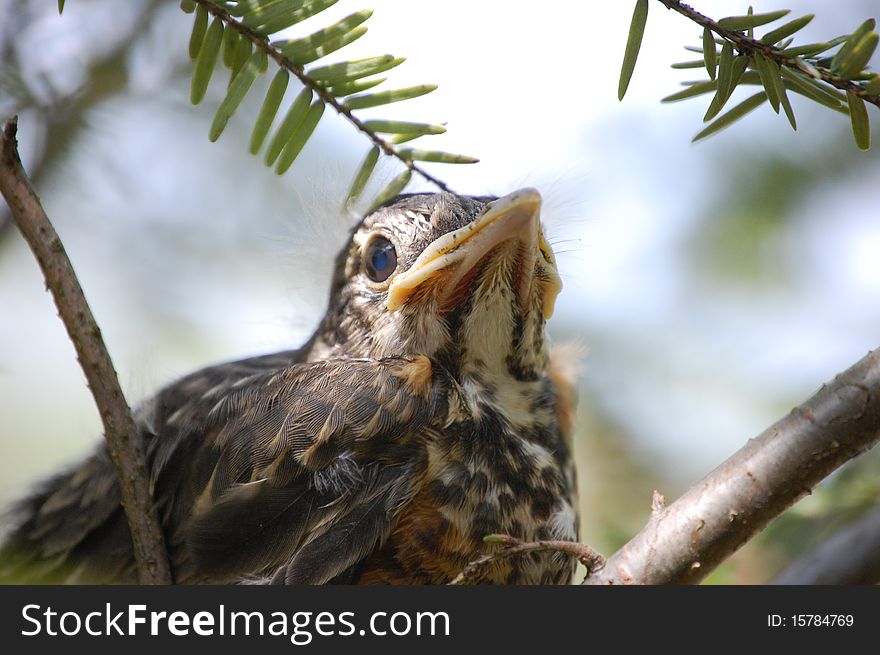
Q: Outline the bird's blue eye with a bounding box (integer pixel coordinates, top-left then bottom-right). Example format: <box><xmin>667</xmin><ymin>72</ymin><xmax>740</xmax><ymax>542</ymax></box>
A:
<box><xmin>373</xmin><ymin>249</ymin><xmax>388</xmax><ymax>271</ymax></box>
<box><xmin>364</xmin><ymin>237</ymin><xmax>397</xmax><ymax>282</ymax></box>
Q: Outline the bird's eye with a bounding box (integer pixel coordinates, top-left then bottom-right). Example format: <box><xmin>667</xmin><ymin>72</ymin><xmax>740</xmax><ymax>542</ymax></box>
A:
<box><xmin>363</xmin><ymin>236</ymin><xmax>397</xmax><ymax>283</ymax></box>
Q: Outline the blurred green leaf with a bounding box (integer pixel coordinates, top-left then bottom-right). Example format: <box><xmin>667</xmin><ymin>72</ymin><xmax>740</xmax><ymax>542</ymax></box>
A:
<box><xmin>796</xmin><ymin>59</ymin><xmax>822</xmax><ymax>80</ymax></box>
<box><xmin>847</xmin><ymin>91</ymin><xmax>871</xmax><ymax>150</ymax></box>
<box><xmin>703</xmin><ymin>28</ymin><xmax>717</xmax><ymax>80</ymax></box>
<box><xmin>388</xmin><ymin>132</ymin><xmax>424</xmax><ymax>145</ymax></box>
<box><xmin>180</xmin><ymin>0</ymin><xmax>196</xmax><ymax>13</ymax></box>
<box><xmin>662</xmin><ymin>80</ymin><xmax>718</xmax><ymax>103</ymax></box>
<box><xmin>836</xmin><ymin>32</ymin><xmax>879</xmax><ymax>80</ymax></box>
<box><xmin>361</xmin><ymin>120</ymin><xmax>445</xmax><ymax>136</ymax></box>
<box><xmin>705</xmin><ymin>42</ymin><xmax>734</xmax><ymax>121</ymax></box>
<box><xmin>264</xmin><ymin>88</ymin><xmax>312</xmax><ymax>166</ymax></box>
<box><xmin>761</xmin><ymin>14</ymin><xmax>814</xmax><ymax>44</ymax></box>
<box><xmin>289</xmin><ymin>26</ymin><xmax>368</xmax><ymax>66</ymax></box>
<box><xmin>396</xmin><ymin>148</ymin><xmax>479</xmax><ymax>164</ymax></box>
<box><xmin>344</xmin><ymin>85</ymin><xmax>437</xmax><ymax>110</ymax></box>
<box><xmin>705</xmin><ymin>50</ymin><xmax>748</xmax><ymax>122</ymax></box>
<box><xmin>328</xmin><ymin>77</ymin><xmax>387</xmax><ymax>97</ymax></box>
<box><xmin>210</xmin><ymin>50</ymin><xmax>266</xmax><ymax>142</ymax></box>
<box><xmin>250</xmin><ymin>70</ymin><xmax>290</xmax><ymax>155</ymax></box>
<box><xmin>778</xmin><ymin>84</ymin><xmax>797</xmax><ymax>130</ymax></box>
<box><xmin>780</xmin><ymin>42</ymin><xmax>837</xmax><ymax>57</ymax></box>
<box><xmin>779</xmin><ymin>67</ymin><xmax>847</xmax><ymax>112</ymax></box>
<box><xmin>191</xmin><ymin>17</ymin><xmax>224</xmax><ymax>105</ymax></box>
<box><xmin>188</xmin><ymin>4</ymin><xmax>209</xmax><ymax>61</ymax></box>
<box><xmin>618</xmin><ymin>0</ymin><xmax>649</xmax><ymax>100</ymax></box>
<box><xmin>671</xmin><ymin>60</ymin><xmax>707</xmax><ymax>70</ymax></box>
<box><xmin>275</xmin><ymin>101</ymin><xmax>325</xmax><ymax>174</ymax></box>
<box><xmin>231</xmin><ymin>37</ymin><xmax>254</xmax><ymax>78</ymax></box>
<box><xmin>346</xmin><ymin>146</ymin><xmax>381</xmax><ymax>206</ymax></box>
<box><xmin>754</xmin><ymin>53</ymin><xmax>780</xmax><ymax>113</ymax></box>
<box><xmin>279</xmin><ymin>9</ymin><xmax>372</xmax><ymax>60</ymax></box>
<box><xmin>866</xmin><ymin>75</ymin><xmax>880</xmax><ymax>94</ymax></box>
<box><xmin>693</xmin><ymin>91</ymin><xmax>768</xmax><ymax>142</ymax></box>
<box><xmin>243</xmin><ymin>0</ymin><xmax>340</xmax><ymax>35</ymax></box>
<box><xmin>308</xmin><ymin>55</ymin><xmax>404</xmax><ymax>84</ymax></box>
<box><xmin>369</xmin><ymin>169</ymin><xmax>412</xmax><ymax>212</ymax></box>
<box><xmin>221</xmin><ymin>21</ymin><xmax>239</xmax><ymax>69</ymax></box>
<box><xmin>717</xmin><ymin>10</ymin><xmax>789</xmax><ymax>31</ymax></box>
<box><xmin>830</xmin><ymin>19</ymin><xmax>876</xmax><ymax>73</ymax></box>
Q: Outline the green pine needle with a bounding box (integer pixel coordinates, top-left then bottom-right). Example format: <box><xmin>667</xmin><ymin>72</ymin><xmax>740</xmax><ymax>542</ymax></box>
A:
<box><xmin>396</xmin><ymin>148</ymin><xmax>479</xmax><ymax>164</ymax></box>
<box><xmin>693</xmin><ymin>91</ymin><xmax>768</xmax><ymax>142</ymax></box>
<box><xmin>618</xmin><ymin>0</ymin><xmax>649</xmax><ymax>100</ymax></box>
<box><xmin>275</xmin><ymin>101</ymin><xmax>325</xmax><ymax>174</ymax></box>
<box><xmin>346</xmin><ymin>147</ymin><xmax>381</xmax><ymax>206</ymax></box>
<box><xmin>264</xmin><ymin>88</ymin><xmax>312</xmax><ymax>166</ymax></box>
<box><xmin>344</xmin><ymin>85</ymin><xmax>438</xmax><ymax>110</ymax></box>
<box><xmin>210</xmin><ymin>51</ymin><xmax>266</xmax><ymax>142</ymax></box>
<box><xmin>761</xmin><ymin>14</ymin><xmax>814</xmax><ymax>44</ymax></box>
<box><xmin>847</xmin><ymin>91</ymin><xmax>871</xmax><ymax>150</ymax></box>
<box><xmin>191</xmin><ymin>17</ymin><xmax>224</xmax><ymax>105</ymax></box>
<box><xmin>368</xmin><ymin>169</ymin><xmax>413</xmax><ymax>213</ymax></box>
<box><xmin>830</xmin><ymin>19</ymin><xmax>876</xmax><ymax>74</ymax></box>
<box><xmin>361</xmin><ymin>120</ymin><xmax>446</xmax><ymax>136</ymax></box>
<box><xmin>702</xmin><ymin>28</ymin><xmax>717</xmax><ymax>80</ymax></box>
<box><xmin>717</xmin><ymin>10</ymin><xmax>790</xmax><ymax>31</ymax></box>
<box><xmin>250</xmin><ymin>70</ymin><xmax>290</xmax><ymax>155</ymax></box>
<box><xmin>188</xmin><ymin>5</ymin><xmax>209</xmax><ymax>61</ymax></box>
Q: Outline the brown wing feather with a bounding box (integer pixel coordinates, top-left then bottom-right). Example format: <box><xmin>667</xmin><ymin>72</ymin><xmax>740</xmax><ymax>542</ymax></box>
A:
<box><xmin>1</xmin><ymin>352</ymin><xmax>443</xmax><ymax>584</ymax></box>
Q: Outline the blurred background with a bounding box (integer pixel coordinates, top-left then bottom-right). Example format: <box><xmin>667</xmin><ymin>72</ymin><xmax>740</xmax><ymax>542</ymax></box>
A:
<box><xmin>0</xmin><ymin>0</ymin><xmax>878</xmax><ymax>583</ymax></box>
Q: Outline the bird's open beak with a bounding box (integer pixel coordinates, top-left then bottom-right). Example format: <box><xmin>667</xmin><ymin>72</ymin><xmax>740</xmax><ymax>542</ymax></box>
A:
<box><xmin>386</xmin><ymin>188</ymin><xmax>562</xmax><ymax>319</ymax></box>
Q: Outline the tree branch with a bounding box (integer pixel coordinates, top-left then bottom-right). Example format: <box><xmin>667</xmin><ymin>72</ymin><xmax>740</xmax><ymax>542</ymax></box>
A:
<box><xmin>0</xmin><ymin>116</ymin><xmax>172</xmax><ymax>585</ymax></box>
<box><xmin>769</xmin><ymin>505</ymin><xmax>880</xmax><ymax>585</ymax></box>
<box><xmin>584</xmin><ymin>348</ymin><xmax>880</xmax><ymax>585</ymax></box>
<box><xmin>658</xmin><ymin>0</ymin><xmax>880</xmax><ymax>109</ymax></box>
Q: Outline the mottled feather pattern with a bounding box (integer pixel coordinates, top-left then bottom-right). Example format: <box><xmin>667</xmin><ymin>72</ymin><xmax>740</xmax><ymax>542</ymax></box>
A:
<box><xmin>2</xmin><ymin>355</ymin><xmax>446</xmax><ymax>584</ymax></box>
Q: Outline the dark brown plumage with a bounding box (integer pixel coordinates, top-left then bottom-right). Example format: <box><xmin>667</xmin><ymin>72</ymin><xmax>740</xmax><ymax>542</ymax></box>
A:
<box><xmin>0</xmin><ymin>189</ymin><xmax>579</xmax><ymax>584</ymax></box>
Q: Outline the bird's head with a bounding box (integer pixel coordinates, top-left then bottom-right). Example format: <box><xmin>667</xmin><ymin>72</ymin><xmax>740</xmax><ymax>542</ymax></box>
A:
<box><xmin>310</xmin><ymin>188</ymin><xmax>562</xmax><ymax>381</ymax></box>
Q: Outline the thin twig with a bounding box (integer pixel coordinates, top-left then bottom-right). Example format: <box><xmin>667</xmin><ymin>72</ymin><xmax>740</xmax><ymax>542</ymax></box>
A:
<box><xmin>449</xmin><ymin>534</ymin><xmax>605</xmax><ymax>585</ymax></box>
<box><xmin>0</xmin><ymin>116</ymin><xmax>172</xmax><ymax>585</ymax></box>
<box><xmin>769</xmin><ymin>505</ymin><xmax>880</xmax><ymax>585</ymax></box>
<box><xmin>584</xmin><ymin>349</ymin><xmax>880</xmax><ymax>584</ymax></box>
<box><xmin>193</xmin><ymin>0</ymin><xmax>456</xmax><ymax>193</ymax></box>
<box><xmin>658</xmin><ymin>0</ymin><xmax>880</xmax><ymax>109</ymax></box>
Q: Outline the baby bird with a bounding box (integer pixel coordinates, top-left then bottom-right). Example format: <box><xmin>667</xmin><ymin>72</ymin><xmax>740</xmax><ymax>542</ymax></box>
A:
<box><xmin>1</xmin><ymin>189</ymin><xmax>579</xmax><ymax>584</ymax></box>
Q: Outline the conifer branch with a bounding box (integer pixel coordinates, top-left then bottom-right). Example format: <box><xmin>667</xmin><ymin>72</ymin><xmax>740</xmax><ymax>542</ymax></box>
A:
<box><xmin>658</xmin><ymin>0</ymin><xmax>880</xmax><ymax>109</ymax></box>
<box><xmin>192</xmin><ymin>0</ymin><xmax>459</xmax><ymax>198</ymax></box>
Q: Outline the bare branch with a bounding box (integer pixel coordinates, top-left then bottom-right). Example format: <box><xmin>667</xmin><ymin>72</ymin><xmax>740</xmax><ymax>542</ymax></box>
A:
<box><xmin>0</xmin><ymin>116</ymin><xmax>172</xmax><ymax>585</ymax></box>
<box><xmin>450</xmin><ymin>534</ymin><xmax>605</xmax><ymax>585</ymax></box>
<box><xmin>585</xmin><ymin>349</ymin><xmax>880</xmax><ymax>585</ymax></box>
<box><xmin>769</xmin><ymin>506</ymin><xmax>880</xmax><ymax>585</ymax></box>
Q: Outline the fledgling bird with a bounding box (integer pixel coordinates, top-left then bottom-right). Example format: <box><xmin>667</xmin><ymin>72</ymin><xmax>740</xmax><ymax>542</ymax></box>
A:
<box><xmin>0</xmin><ymin>188</ymin><xmax>579</xmax><ymax>584</ymax></box>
